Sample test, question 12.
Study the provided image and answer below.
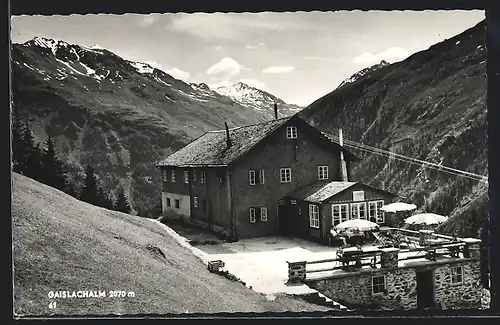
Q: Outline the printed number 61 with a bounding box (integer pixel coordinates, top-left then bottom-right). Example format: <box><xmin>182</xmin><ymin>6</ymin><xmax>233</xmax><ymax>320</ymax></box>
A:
<box><xmin>49</xmin><ymin>301</ymin><xmax>57</xmax><ymax>309</ymax></box>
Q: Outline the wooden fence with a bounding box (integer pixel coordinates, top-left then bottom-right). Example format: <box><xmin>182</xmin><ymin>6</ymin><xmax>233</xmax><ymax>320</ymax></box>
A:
<box><xmin>286</xmin><ymin>229</ymin><xmax>481</xmax><ymax>283</ymax></box>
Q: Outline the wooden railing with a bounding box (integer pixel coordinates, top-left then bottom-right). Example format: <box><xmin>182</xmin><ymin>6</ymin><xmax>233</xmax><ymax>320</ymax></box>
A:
<box><xmin>286</xmin><ymin>231</ymin><xmax>481</xmax><ymax>283</ymax></box>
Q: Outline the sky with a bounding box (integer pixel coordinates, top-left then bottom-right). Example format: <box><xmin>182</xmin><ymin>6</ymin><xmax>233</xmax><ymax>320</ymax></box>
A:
<box><xmin>11</xmin><ymin>10</ymin><xmax>485</xmax><ymax>106</ymax></box>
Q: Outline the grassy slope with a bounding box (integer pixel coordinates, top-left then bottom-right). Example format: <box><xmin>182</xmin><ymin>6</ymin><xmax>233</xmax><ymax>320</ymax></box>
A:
<box><xmin>12</xmin><ymin>173</ymin><xmax>326</xmax><ymax>316</ymax></box>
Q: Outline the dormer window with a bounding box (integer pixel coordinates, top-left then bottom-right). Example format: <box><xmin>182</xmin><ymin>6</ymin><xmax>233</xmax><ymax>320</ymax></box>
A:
<box><xmin>286</xmin><ymin>126</ymin><xmax>297</xmax><ymax>139</ymax></box>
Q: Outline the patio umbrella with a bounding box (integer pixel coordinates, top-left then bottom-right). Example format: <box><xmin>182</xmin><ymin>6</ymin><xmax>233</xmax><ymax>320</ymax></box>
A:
<box><xmin>404</xmin><ymin>213</ymin><xmax>448</xmax><ymax>225</ymax></box>
<box><xmin>380</xmin><ymin>202</ymin><xmax>417</xmax><ymax>213</ymax></box>
<box><xmin>335</xmin><ymin>219</ymin><xmax>380</xmax><ymax>233</ymax></box>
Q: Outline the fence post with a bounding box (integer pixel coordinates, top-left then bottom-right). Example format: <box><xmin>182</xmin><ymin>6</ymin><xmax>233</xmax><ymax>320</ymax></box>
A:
<box><xmin>419</xmin><ymin>229</ymin><xmax>434</xmax><ymax>246</ymax></box>
<box><xmin>287</xmin><ymin>261</ymin><xmax>306</xmax><ymax>283</ymax></box>
<box><xmin>461</xmin><ymin>238</ymin><xmax>482</xmax><ymax>259</ymax></box>
<box><xmin>380</xmin><ymin>247</ymin><xmax>399</xmax><ymax>268</ymax></box>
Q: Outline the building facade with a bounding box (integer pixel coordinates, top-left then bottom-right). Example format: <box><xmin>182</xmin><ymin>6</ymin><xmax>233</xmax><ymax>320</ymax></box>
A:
<box><xmin>156</xmin><ymin>114</ymin><xmax>397</xmax><ymax>241</ymax></box>
<box><xmin>281</xmin><ymin>182</ymin><xmax>399</xmax><ymax>243</ymax></box>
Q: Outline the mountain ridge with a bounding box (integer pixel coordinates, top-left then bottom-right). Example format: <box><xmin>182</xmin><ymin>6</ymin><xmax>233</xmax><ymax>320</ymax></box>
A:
<box><xmin>11</xmin><ymin>36</ymin><xmax>300</xmax><ymax>215</ymax></box>
<box><xmin>299</xmin><ymin>20</ymin><xmax>487</xmax><ymax>237</ymax></box>
<box><xmin>336</xmin><ymin>60</ymin><xmax>390</xmax><ymax>90</ymax></box>
<box><xmin>11</xmin><ymin>22</ymin><xmax>488</xmax><ymax>238</ymax></box>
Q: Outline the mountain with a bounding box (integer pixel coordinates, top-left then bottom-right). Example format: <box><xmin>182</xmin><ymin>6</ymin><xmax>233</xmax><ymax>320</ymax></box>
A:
<box><xmin>10</xmin><ymin>37</ymin><xmax>298</xmax><ymax>215</ymax></box>
<box><xmin>12</xmin><ymin>172</ymin><xmax>326</xmax><ymax>315</ymax></box>
<box><xmin>214</xmin><ymin>82</ymin><xmax>303</xmax><ymax>114</ymax></box>
<box><xmin>337</xmin><ymin>60</ymin><xmax>390</xmax><ymax>89</ymax></box>
<box><xmin>298</xmin><ymin>21</ymin><xmax>487</xmax><ymax>238</ymax></box>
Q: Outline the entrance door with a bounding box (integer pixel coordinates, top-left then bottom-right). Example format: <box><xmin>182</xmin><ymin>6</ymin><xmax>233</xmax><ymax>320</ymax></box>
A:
<box><xmin>416</xmin><ymin>270</ymin><xmax>437</xmax><ymax>309</ymax></box>
<box><xmin>278</xmin><ymin>202</ymin><xmax>294</xmax><ymax>237</ymax></box>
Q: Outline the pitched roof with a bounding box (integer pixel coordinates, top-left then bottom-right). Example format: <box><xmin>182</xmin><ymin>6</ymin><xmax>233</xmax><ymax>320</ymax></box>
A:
<box><xmin>156</xmin><ymin>115</ymin><xmax>359</xmax><ymax>168</ymax></box>
<box><xmin>156</xmin><ymin>117</ymin><xmax>292</xmax><ymax>167</ymax></box>
<box><xmin>289</xmin><ymin>180</ymin><xmax>358</xmax><ymax>203</ymax></box>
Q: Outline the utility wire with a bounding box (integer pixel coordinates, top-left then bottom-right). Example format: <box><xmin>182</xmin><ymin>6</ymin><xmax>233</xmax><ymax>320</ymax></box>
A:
<box><xmin>324</xmin><ymin>133</ymin><xmax>488</xmax><ymax>184</ymax></box>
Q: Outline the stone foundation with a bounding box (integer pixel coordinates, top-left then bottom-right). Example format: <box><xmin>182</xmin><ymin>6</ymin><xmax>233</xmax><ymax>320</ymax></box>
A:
<box><xmin>306</xmin><ymin>258</ymin><xmax>483</xmax><ymax>310</ymax></box>
<box><xmin>434</xmin><ymin>260</ymin><xmax>483</xmax><ymax>309</ymax></box>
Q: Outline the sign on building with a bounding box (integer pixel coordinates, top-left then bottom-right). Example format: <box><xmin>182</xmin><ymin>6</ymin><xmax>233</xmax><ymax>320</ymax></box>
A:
<box><xmin>352</xmin><ymin>190</ymin><xmax>365</xmax><ymax>202</ymax></box>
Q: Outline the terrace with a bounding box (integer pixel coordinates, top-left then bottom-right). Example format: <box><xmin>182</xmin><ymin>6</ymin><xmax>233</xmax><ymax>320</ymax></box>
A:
<box><xmin>287</xmin><ymin>227</ymin><xmax>482</xmax><ymax>283</ymax></box>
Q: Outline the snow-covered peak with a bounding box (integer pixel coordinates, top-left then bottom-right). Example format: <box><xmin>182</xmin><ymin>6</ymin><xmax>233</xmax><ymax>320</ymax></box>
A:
<box><xmin>90</xmin><ymin>44</ymin><xmax>106</xmax><ymax>50</ymax></box>
<box><xmin>215</xmin><ymin>82</ymin><xmax>277</xmax><ymax>104</ymax></box>
<box><xmin>337</xmin><ymin>60</ymin><xmax>390</xmax><ymax>89</ymax></box>
<box><xmin>22</xmin><ymin>37</ymin><xmax>107</xmax><ymax>57</ymax></box>
<box><xmin>190</xmin><ymin>83</ymin><xmax>211</xmax><ymax>91</ymax></box>
<box><xmin>128</xmin><ymin>61</ymin><xmax>155</xmax><ymax>74</ymax></box>
<box><xmin>23</xmin><ymin>37</ymin><xmax>71</xmax><ymax>55</ymax></box>
<box><xmin>214</xmin><ymin>82</ymin><xmax>301</xmax><ymax>112</ymax></box>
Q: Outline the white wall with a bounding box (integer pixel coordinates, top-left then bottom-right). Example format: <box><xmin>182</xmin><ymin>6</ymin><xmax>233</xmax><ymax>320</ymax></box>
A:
<box><xmin>161</xmin><ymin>192</ymin><xmax>191</xmax><ymax>221</ymax></box>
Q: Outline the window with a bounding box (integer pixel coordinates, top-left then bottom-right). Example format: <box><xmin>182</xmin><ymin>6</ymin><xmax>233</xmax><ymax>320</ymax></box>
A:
<box><xmin>368</xmin><ymin>201</ymin><xmax>385</xmax><ymax>223</ymax></box>
<box><xmin>184</xmin><ymin>170</ymin><xmax>189</xmax><ymax>184</ymax></box>
<box><xmin>260</xmin><ymin>207</ymin><xmax>268</xmax><ymax>222</ymax></box>
<box><xmin>332</xmin><ymin>203</ymin><xmax>349</xmax><ymax>226</ymax></box>
<box><xmin>278</xmin><ymin>199</ymin><xmax>285</xmax><ymax>205</ymax></box>
<box><xmin>259</xmin><ymin>170</ymin><xmax>265</xmax><ymax>184</ymax></box>
<box><xmin>291</xmin><ymin>199</ymin><xmax>297</xmax><ymax>205</ymax></box>
<box><xmin>351</xmin><ymin>202</ymin><xmax>367</xmax><ymax>220</ymax></box>
<box><xmin>192</xmin><ymin>170</ymin><xmax>197</xmax><ymax>182</ymax></box>
<box><xmin>286</xmin><ymin>126</ymin><xmax>297</xmax><ymax>139</ymax></box>
<box><xmin>451</xmin><ymin>266</ymin><xmax>463</xmax><ymax>284</ymax></box>
<box><xmin>352</xmin><ymin>190</ymin><xmax>365</xmax><ymax>201</ymax></box>
<box><xmin>249</xmin><ymin>170</ymin><xmax>256</xmax><ymax>185</ymax></box>
<box><xmin>175</xmin><ymin>199</ymin><xmax>180</xmax><ymax>209</ymax></box>
<box><xmin>309</xmin><ymin>204</ymin><xmax>320</xmax><ymax>228</ymax></box>
<box><xmin>193</xmin><ymin>196</ymin><xmax>198</xmax><ymax>208</ymax></box>
<box><xmin>200</xmin><ymin>171</ymin><xmax>206</xmax><ymax>184</ymax></box>
<box><xmin>318</xmin><ymin>166</ymin><xmax>329</xmax><ymax>180</ymax></box>
<box><xmin>280</xmin><ymin>168</ymin><xmax>292</xmax><ymax>183</ymax></box>
<box><xmin>171</xmin><ymin>170</ymin><xmax>176</xmax><ymax>183</ymax></box>
<box><xmin>250</xmin><ymin>208</ymin><xmax>256</xmax><ymax>223</ymax></box>
<box><xmin>166</xmin><ymin>198</ymin><xmax>171</xmax><ymax>207</ymax></box>
<box><xmin>162</xmin><ymin>170</ymin><xmax>168</xmax><ymax>182</ymax></box>
<box><xmin>372</xmin><ymin>275</ymin><xmax>387</xmax><ymax>294</ymax></box>
<box><xmin>376</xmin><ymin>201</ymin><xmax>384</xmax><ymax>223</ymax></box>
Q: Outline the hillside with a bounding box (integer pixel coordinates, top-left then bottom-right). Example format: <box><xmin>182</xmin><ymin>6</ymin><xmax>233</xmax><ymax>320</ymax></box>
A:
<box><xmin>299</xmin><ymin>21</ymin><xmax>487</xmax><ymax>237</ymax></box>
<box><xmin>11</xmin><ymin>37</ymin><xmax>299</xmax><ymax>215</ymax></box>
<box><xmin>12</xmin><ymin>173</ymin><xmax>326</xmax><ymax>316</ymax></box>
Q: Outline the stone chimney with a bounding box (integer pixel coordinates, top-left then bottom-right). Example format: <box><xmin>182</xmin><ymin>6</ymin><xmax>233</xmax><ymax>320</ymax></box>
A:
<box><xmin>274</xmin><ymin>102</ymin><xmax>278</xmax><ymax>120</ymax></box>
<box><xmin>225</xmin><ymin>122</ymin><xmax>232</xmax><ymax>148</ymax></box>
<box><xmin>338</xmin><ymin>129</ymin><xmax>349</xmax><ymax>181</ymax></box>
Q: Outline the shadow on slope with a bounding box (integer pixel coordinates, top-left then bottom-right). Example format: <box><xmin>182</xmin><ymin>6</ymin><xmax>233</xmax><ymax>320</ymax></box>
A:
<box><xmin>12</xmin><ymin>173</ymin><xmax>326</xmax><ymax>316</ymax></box>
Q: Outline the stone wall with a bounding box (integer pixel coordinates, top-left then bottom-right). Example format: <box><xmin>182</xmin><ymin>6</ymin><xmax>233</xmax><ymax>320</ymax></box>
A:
<box><xmin>307</xmin><ymin>267</ymin><xmax>418</xmax><ymax>310</ymax></box>
<box><xmin>434</xmin><ymin>260</ymin><xmax>483</xmax><ymax>309</ymax></box>
<box><xmin>306</xmin><ymin>259</ymin><xmax>483</xmax><ymax>310</ymax></box>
